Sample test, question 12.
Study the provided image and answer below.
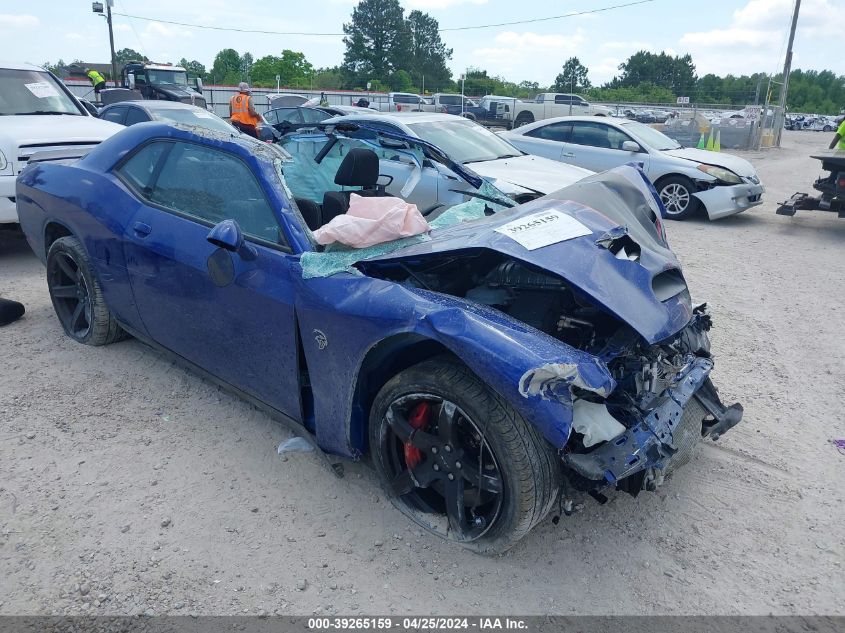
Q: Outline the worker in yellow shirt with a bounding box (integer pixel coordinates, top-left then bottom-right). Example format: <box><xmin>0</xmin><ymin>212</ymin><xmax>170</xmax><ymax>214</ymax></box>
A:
<box><xmin>84</xmin><ymin>68</ymin><xmax>106</xmax><ymax>97</ymax></box>
<box><xmin>829</xmin><ymin>117</ymin><xmax>845</xmax><ymax>150</ymax></box>
<box><xmin>229</xmin><ymin>82</ymin><xmax>261</xmax><ymax>139</ymax></box>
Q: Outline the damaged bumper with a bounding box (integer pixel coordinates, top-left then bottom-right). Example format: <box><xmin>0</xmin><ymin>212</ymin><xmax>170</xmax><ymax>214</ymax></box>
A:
<box><xmin>564</xmin><ymin>355</ymin><xmax>743</xmax><ymax>493</ymax></box>
<box><xmin>694</xmin><ymin>182</ymin><xmax>764</xmax><ymax>220</ymax></box>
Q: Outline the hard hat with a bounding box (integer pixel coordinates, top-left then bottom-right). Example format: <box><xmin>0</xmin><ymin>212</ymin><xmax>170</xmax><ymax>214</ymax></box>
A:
<box><xmin>238</xmin><ymin>82</ymin><xmax>251</xmax><ymax>93</ymax></box>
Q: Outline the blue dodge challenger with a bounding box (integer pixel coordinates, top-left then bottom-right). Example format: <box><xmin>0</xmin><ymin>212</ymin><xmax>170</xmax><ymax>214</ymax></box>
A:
<box><xmin>16</xmin><ymin>122</ymin><xmax>742</xmax><ymax>552</ymax></box>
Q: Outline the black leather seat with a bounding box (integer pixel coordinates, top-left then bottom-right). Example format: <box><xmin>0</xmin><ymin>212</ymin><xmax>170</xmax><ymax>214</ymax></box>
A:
<box><xmin>322</xmin><ymin>148</ymin><xmax>386</xmax><ymax>224</ymax></box>
<box><xmin>294</xmin><ymin>198</ymin><xmax>322</xmax><ymax>231</ymax></box>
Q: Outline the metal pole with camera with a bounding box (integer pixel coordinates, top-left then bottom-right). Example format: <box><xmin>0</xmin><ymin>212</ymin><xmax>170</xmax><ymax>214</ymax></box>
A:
<box><xmin>92</xmin><ymin>1</ymin><xmax>117</xmax><ymax>86</ymax></box>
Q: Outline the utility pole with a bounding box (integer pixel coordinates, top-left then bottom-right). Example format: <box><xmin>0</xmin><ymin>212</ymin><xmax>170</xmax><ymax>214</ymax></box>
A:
<box><xmin>776</xmin><ymin>0</ymin><xmax>801</xmax><ymax>143</ymax></box>
<box><xmin>106</xmin><ymin>0</ymin><xmax>117</xmax><ymax>84</ymax></box>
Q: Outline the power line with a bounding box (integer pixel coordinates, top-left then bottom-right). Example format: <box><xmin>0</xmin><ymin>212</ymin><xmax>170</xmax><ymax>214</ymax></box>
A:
<box><xmin>112</xmin><ymin>0</ymin><xmax>658</xmax><ymax>37</ymax></box>
<box><xmin>439</xmin><ymin>0</ymin><xmax>657</xmax><ymax>31</ymax></box>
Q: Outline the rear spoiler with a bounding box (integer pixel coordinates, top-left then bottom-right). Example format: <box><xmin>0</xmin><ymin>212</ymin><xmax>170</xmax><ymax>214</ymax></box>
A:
<box><xmin>26</xmin><ymin>148</ymin><xmax>93</xmax><ymax>165</ymax></box>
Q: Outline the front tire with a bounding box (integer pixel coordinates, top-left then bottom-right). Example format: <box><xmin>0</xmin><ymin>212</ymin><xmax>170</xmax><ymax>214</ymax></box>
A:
<box><xmin>656</xmin><ymin>175</ymin><xmax>701</xmax><ymax>220</ymax></box>
<box><xmin>46</xmin><ymin>236</ymin><xmax>126</xmax><ymax>346</ymax></box>
<box><xmin>369</xmin><ymin>357</ymin><xmax>560</xmax><ymax>554</ymax></box>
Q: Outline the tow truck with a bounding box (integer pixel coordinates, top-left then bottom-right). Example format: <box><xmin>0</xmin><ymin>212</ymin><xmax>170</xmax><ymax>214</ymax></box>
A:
<box><xmin>777</xmin><ymin>152</ymin><xmax>845</xmax><ymax>218</ymax></box>
<box><xmin>100</xmin><ymin>61</ymin><xmax>207</xmax><ymax>109</ymax></box>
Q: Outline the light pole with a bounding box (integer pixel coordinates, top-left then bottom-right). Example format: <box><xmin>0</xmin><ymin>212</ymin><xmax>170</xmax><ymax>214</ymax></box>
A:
<box><xmin>92</xmin><ymin>1</ymin><xmax>117</xmax><ymax>85</ymax></box>
<box><xmin>776</xmin><ymin>0</ymin><xmax>801</xmax><ymax>145</ymax></box>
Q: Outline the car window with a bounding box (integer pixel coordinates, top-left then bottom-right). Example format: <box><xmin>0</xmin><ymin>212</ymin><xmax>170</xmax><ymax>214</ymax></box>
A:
<box><xmin>124</xmin><ymin>106</ymin><xmax>149</xmax><ymax>126</ymax></box>
<box><xmin>147</xmin><ymin>142</ymin><xmax>284</xmax><ymax>245</ymax></box>
<box><xmin>101</xmin><ymin>105</ymin><xmax>127</xmax><ymax>125</ymax></box>
<box><xmin>264</xmin><ymin>110</ymin><xmax>278</xmax><ymax>124</ymax></box>
<box><xmin>116</xmin><ymin>142</ymin><xmax>169</xmax><ymax>193</ymax></box>
<box><xmin>554</xmin><ymin>95</ymin><xmax>572</xmax><ymax>105</ymax></box>
<box><xmin>439</xmin><ymin>96</ymin><xmax>460</xmax><ymax>106</ymax></box>
<box><xmin>393</xmin><ymin>94</ymin><xmax>417</xmax><ymax>104</ymax></box>
<box><xmin>525</xmin><ymin>121</ymin><xmax>571</xmax><ymax>142</ymax></box>
<box><xmin>569</xmin><ymin>121</ymin><xmax>615</xmax><ymax>149</ymax></box>
<box><xmin>300</xmin><ymin>108</ymin><xmax>329</xmax><ymax>123</ymax></box>
<box><xmin>346</xmin><ymin>120</ymin><xmax>404</xmax><ymax>140</ymax></box>
<box><xmin>573</xmin><ymin>97</ymin><xmax>587</xmax><ymax>106</ymax></box>
<box><xmin>278</xmin><ymin>108</ymin><xmax>303</xmax><ymax>124</ymax></box>
<box><xmin>604</xmin><ymin>126</ymin><xmax>635</xmax><ymax>150</ymax></box>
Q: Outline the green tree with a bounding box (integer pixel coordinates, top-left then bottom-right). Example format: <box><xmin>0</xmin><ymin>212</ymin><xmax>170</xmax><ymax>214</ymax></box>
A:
<box><xmin>241</xmin><ymin>52</ymin><xmax>254</xmax><ymax>82</ymax></box>
<box><xmin>114</xmin><ymin>48</ymin><xmax>147</xmax><ymax>66</ymax></box>
<box><xmin>552</xmin><ymin>57</ymin><xmax>591</xmax><ymax>93</ymax></box>
<box><xmin>251</xmin><ymin>50</ymin><xmax>315</xmax><ymax>88</ymax></box>
<box><xmin>178</xmin><ymin>58</ymin><xmax>207</xmax><ymax>79</ymax></box>
<box><xmin>611</xmin><ymin>50</ymin><xmax>696</xmax><ymax>96</ymax></box>
<box><xmin>406</xmin><ymin>10</ymin><xmax>452</xmax><ymax>91</ymax></box>
<box><xmin>312</xmin><ymin>66</ymin><xmax>345</xmax><ymax>90</ymax></box>
<box><xmin>388</xmin><ymin>69</ymin><xmax>413</xmax><ymax>92</ymax></box>
<box><xmin>210</xmin><ymin>48</ymin><xmax>243</xmax><ymax>84</ymax></box>
<box><xmin>342</xmin><ymin>0</ymin><xmax>411</xmax><ymax>86</ymax></box>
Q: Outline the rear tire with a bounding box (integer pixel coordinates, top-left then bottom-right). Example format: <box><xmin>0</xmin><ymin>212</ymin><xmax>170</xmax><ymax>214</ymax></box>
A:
<box><xmin>513</xmin><ymin>112</ymin><xmax>534</xmax><ymax>128</ymax></box>
<box><xmin>369</xmin><ymin>357</ymin><xmax>560</xmax><ymax>554</ymax></box>
<box><xmin>656</xmin><ymin>175</ymin><xmax>701</xmax><ymax>220</ymax></box>
<box><xmin>46</xmin><ymin>236</ymin><xmax>127</xmax><ymax>346</ymax></box>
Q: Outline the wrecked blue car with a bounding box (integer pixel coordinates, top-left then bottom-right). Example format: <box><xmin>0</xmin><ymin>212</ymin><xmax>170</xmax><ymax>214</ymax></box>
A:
<box><xmin>16</xmin><ymin>121</ymin><xmax>742</xmax><ymax>553</ymax></box>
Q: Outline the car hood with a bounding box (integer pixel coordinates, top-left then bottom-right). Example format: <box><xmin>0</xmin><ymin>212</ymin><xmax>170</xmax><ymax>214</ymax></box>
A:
<box><xmin>153</xmin><ymin>84</ymin><xmax>206</xmax><ymax>103</ymax></box>
<box><xmin>662</xmin><ymin>147</ymin><xmax>757</xmax><ymax>178</ymax></box>
<box><xmin>0</xmin><ymin>115</ymin><xmax>123</xmax><ymax>146</ymax></box>
<box><xmin>468</xmin><ymin>154</ymin><xmax>593</xmax><ymax>195</ymax></box>
<box><xmin>363</xmin><ymin>166</ymin><xmax>692</xmax><ymax>345</ymax></box>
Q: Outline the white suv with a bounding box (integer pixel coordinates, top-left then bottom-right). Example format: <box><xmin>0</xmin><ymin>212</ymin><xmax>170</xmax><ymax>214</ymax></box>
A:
<box><xmin>0</xmin><ymin>62</ymin><xmax>123</xmax><ymax>224</ymax></box>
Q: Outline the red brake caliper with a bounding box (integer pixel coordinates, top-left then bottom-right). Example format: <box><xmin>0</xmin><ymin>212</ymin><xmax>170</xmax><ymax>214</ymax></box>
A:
<box><xmin>404</xmin><ymin>402</ymin><xmax>431</xmax><ymax>469</ymax></box>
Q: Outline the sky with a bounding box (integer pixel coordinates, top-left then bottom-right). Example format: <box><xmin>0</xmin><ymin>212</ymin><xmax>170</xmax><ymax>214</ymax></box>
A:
<box><xmin>2</xmin><ymin>0</ymin><xmax>840</xmax><ymax>87</ymax></box>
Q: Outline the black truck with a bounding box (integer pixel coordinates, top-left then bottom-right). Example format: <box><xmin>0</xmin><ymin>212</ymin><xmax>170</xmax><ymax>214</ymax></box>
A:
<box><xmin>101</xmin><ymin>62</ymin><xmax>207</xmax><ymax>108</ymax></box>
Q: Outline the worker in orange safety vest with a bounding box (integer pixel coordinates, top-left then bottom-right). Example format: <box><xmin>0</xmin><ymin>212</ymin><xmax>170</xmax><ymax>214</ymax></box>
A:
<box><xmin>229</xmin><ymin>82</ymin><xmax>261</xmax><ymax>138</ymax></box>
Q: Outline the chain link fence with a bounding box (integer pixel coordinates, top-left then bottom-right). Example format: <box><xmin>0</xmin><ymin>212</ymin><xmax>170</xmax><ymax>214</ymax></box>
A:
<box><xmin>63</xmin><ymin>80</ymin><xmax>784</xmax><ymax>150</ymax></box>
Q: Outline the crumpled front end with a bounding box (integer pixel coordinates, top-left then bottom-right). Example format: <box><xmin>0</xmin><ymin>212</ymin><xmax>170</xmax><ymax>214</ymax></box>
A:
<box><xmin>549</xmin><ymin>305</ymin><xmax>743</xmax><ymax>498</ymax></box>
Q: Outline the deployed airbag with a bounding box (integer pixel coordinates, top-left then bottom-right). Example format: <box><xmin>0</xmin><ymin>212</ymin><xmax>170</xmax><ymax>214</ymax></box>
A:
<box><xmin>313</xmin><ymin>194</ymin><xmax>430</xmax><ymax>248</ymax></box>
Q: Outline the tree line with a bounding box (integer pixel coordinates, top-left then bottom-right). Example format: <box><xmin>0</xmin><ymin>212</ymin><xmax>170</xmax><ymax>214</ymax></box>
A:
<box><xmin>44</xmin><ymin>0</ymin><xmax>844</xmax><ymax>114</ymax></box>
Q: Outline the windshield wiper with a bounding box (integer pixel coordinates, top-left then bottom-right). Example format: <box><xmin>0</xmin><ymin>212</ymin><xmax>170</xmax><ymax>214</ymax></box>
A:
<box><xmin>15</xmin><ymin>111</ymin><xmax>76</xmax><ymax>116</ymax></box>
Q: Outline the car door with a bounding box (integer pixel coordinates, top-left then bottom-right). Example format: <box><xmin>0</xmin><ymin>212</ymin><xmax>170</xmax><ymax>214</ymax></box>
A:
<box><xmin>117</xmin><ymin>140</ymin><xmax>302</xmax><ymax>421</ymax></box>
<box><xmin>516</xmin><ymin>121</ymin><xmax>572</xmax><ymax>161</ymax></box>
<box><xmin>560</xmin><ymin>121</ymin><xmax>648</xmax><ymax>173</ymax></box>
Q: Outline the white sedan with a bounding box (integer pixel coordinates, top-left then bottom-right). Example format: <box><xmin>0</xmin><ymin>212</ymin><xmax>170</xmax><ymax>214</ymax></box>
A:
<box><xmin>325</xmin><ymin>112</ymin><xmax>592</xmax><ymax>209</ymax></box>
<box><xmin>500</xmin><ymin>116</ymin><xmax>764</xmax><ymax>220</ymax></box>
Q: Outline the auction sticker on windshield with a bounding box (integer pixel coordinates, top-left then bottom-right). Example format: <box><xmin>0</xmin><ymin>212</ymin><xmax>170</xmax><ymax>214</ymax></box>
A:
<box><xmin>25</xmin><ymin>82</ymin><xmax>59</xmax><ymax>99</ymax></box>
<box><xmin>495</xmin><ymin>210</ymin><xmax>591</xmax><ymax>250</ymax></box>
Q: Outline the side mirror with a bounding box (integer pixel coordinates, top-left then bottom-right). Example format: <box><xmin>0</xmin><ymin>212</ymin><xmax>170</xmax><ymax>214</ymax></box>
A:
<box><xmin>195</xmin><ymin>77</ymin><xmax>203</xmax><ymax>91</ymax></box>
<box><xmin>622</xmin><ymin>140</ymin><xmax>642</xmax><ymax>153</ymax></box>
<box><xmin>207</xmin><ymin>219</ymin><xmax>256</xmax><ymax>261</ymax></box>
<box><xmin>127</xmin><ymin>73</ymin><xmax>136</xmax><ymax>90</ymax></box>
<box><xmin>79</xmin><ymin>99</ymin><xmax>98</xmax><ymax>117</ymax></box>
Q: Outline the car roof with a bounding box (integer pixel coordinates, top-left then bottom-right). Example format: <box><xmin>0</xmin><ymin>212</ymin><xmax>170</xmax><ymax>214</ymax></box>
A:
<box><xmin>1</xmin><ymin>61</ymin><xmax>47</xmax><ymax>72</ymax></box>
<box><xmin>103</xmin><ymin>101</ymin><xmax>208</xmax><ymax>113</ymax></box>
<box><xmin>330</xmin><ymin>111</ymin><xmax>466</xmax><ymax>126</ymax></box>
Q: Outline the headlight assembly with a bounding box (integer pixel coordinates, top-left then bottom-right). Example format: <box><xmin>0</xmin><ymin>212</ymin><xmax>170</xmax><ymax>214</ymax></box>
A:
<box><xmin>0</xmin><ymin>149</ymin><xmax>8</xmax><ymax>171</ymax></box>
<box><xmin>697</xmin><ymin>163</ymin><xmax>742</xmax><ymax>184</ymax></box>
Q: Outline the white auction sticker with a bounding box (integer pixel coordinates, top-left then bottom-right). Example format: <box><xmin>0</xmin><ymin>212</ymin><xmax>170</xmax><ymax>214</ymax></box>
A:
<box><xmin>25</xmin><ymin>81</ymin><xmax>59</xmax><ymax>99</ymax></box>
<box><xmin>494</xmin><ymin>210</ymin><xmax>592</xmax><ymax>250</ymax></box>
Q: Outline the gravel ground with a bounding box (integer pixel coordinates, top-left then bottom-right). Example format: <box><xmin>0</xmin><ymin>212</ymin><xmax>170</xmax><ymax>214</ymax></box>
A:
<box><xmin>1</xmin><ymin>130</ymin><xmax>843</xmax><ymax>616</ymax></box>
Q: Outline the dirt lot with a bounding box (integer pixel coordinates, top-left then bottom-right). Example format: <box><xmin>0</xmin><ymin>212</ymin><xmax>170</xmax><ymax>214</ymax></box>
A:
<box><xmin>1</xmin><ymin>130</ymin><xmax>843</xmax><ymax>616</ymax></box>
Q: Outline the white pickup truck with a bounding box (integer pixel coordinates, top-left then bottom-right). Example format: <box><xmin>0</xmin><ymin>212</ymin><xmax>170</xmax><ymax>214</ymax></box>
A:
<box><xmin>510</xmin><ymin>93</ymin><xmax>613</xmax><ymax>128</ymax></box>
<box><xmin>1</xmin><ymin>62</ymin><xmax>123</xmax><ymax>224</ymax></box>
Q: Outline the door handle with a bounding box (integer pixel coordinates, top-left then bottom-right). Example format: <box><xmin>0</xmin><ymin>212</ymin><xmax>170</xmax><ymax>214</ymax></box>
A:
<box><xmin>562</xmin><ymin>152</ymin><xmax>575</xmax><ymax>158</ymax></box>
<box><xmin>132</xmin><ymin>221</ymin><xmax>151</xmax><ymax>237</ymax></box>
